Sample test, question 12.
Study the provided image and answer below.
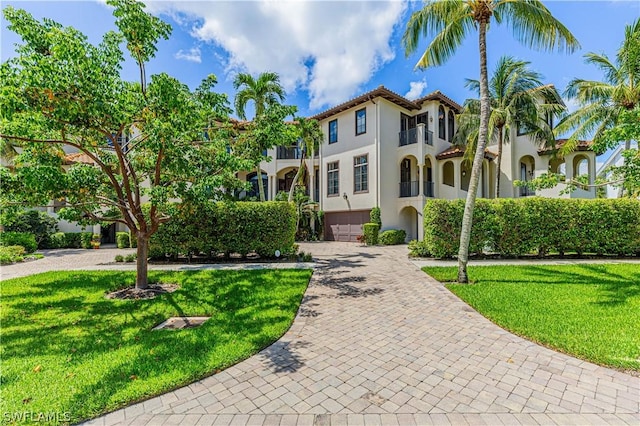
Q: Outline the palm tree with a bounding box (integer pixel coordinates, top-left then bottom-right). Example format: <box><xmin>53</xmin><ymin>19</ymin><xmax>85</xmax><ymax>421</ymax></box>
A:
<box><xmin>233</xmin><ymin>72</ymin><xmax>285</xmax><ymax>201</ymax></box>
<box><xmin>454</xmin><ymin>55</ymin><xmax>565</xmax><ymax>197</ymax></box>
<box><xmin>403</xmin><ymin>0</ymin><xmax>579</xmax><ymax>283</ymax></box>
<box><xmin>555</xmin><ymin>18</ymin><xmax>640</xmax><ymax>157</ymax></box>
<box><xmin>288</xmin><ymin>117</ymin><xmax>323</xmax><ymax>203</ymax></box>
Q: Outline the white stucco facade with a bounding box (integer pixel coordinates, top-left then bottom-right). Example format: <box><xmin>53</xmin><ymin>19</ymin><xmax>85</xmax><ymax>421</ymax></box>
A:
<box><xmin>247</xmin><ymin>85</ymin><xmax>599</xmax><ymax>242</ymax></box>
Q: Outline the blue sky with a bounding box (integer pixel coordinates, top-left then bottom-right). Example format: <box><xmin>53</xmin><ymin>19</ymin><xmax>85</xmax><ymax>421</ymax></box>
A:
<box><xmin>2</xmin><ymin>0</ymin><xmax>639</xmax><ymax>120</ymax></box>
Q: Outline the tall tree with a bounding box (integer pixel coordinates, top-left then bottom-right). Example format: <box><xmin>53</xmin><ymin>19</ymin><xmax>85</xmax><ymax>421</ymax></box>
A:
<box><xmin>233</xmin><ymin>72</ymin><xmax>286</xmax><ymax>201</ymax></box>
<box><xmin>555</xmin><ymin>18</ymin><xmax>639</xmax><ymax>156</ymax></box>
<box><xmin>454</xmin><ymin>56</ymin><xmax>565</xmax><ymax>197</ymax></box>
<box><xmin>288</xmin><ymin>117</ymin><xmax>323</xmax><ymax>202</ymax></box>
<box><xmin>403</xmin><ymin>0</ymin><xmax>579</xmax><ymax>283</ymax></box>
<box><xmin>0</xmin><ymin>0</ymin><xmax>248</xmax><ymax>290</ymax></box>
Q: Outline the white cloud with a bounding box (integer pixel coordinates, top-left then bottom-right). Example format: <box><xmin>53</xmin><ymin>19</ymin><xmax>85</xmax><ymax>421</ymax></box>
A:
<box><xmin>563</xmin><ymin>96</ymin><xmax>581</xmax><ymax>114</ymax></box>
<box><xmin>147</xmin><ymin>1</ymin><xmax>406</xmax><ymax>110</ymax></box>
<box><xmin>404</xmin><ymin>79</ymin><xmax>428</xmax><ymax>99</ymax></box>
<box><xmin>175</xmin><ymin>47</ymin><xmax>202</xmax><ymax>63</ymax></box>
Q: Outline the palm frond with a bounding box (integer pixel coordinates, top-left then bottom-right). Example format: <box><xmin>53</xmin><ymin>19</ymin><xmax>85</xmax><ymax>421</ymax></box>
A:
<box><xmin>496</xmin><ymin>0</ymin><xmax>580</xmax><ymax>53</ymax></box>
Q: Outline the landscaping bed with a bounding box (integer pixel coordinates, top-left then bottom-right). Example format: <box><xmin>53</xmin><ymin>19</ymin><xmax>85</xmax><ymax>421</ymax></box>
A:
<box><xmin>1</xmin><ymin>269</ymin><xmax>312</xmax><ymax>424</ymax></box>
<box><xmin>423</xmin><ymin>264</ymin><xmax>640</xmax><ymax>375</ymax></box>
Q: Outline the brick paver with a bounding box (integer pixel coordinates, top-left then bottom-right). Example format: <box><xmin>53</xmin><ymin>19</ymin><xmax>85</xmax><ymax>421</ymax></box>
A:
<box><xmin>17</xmin><ymin>243</ymin><xmax>639</xmax><ymax>425</ymax></box>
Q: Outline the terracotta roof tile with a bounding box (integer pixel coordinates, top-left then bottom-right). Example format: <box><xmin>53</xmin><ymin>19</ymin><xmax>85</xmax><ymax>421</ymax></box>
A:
<box><xmin>310</xmin><ymin>85</ymin><xmax>460</xmax><ymax>121</ymax></box>
<box><xmin>537</xmin><ymin>139</ymin><xmax>593</xmax><ymax>155</ymax></box>
<box><xmin>63</xmin><ymin>152</ymin><xmax>96</xmax><ymax>165</ymax></box>
<box><xmin>435</xmin><ymin>145</ymin><xmax>496</xmax><ymax>160</ymax></box>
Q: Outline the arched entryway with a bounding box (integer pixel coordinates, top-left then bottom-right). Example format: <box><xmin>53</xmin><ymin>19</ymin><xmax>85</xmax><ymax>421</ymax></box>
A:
<box><xmin>399</xmin><ymin>206</ymin><xmax>419</xmax><ymax>242</ymax></box>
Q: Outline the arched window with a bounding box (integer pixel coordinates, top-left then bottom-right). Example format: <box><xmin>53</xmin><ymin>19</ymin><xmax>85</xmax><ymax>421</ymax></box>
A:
<box><xmin>247</xmin><ymin>171</ymin><xmax>268</xmax><ymax>200</ymax></box>
<box><xmin>443</xmin><ymin>161</ymin><xmax>454</xmax><ymax>187</ymax></box>
<box><xmin>448</xmin><ymin>110</ymin><xmax>455</xmax><ymax>142</ymax></box>
<box><xmin>438</xmin><ymin>105</ymin><xmax>445</xmax><ymax>140</ymax></box>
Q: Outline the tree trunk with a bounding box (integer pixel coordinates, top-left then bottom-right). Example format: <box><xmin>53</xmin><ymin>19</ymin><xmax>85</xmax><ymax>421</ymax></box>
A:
<box><xmin>458</xmin><ymin>20</ymin><xmax>491</xmax><ymax>284</ymax></box>
<box><xmin>496</xmin><ymin>128</ymin><xmax>503</xmax><ymax>198</ymax></box>
<box><xmin>288</xmin><ymin>155</ymin><xmax>306</xmax><ymax>202</ymax></box>
<box><xmin>135</xmin><ymin>233</ymin><xmax>149</xmax><ymax>290</ymax></box>
<box><xmin>619</xmin><ymin>139</ymin><xmax>632</xmax><ymax>197</ymax></box>
<box><xmin>256</xmin><ymin>165</ymin><xmax>266</xmax><ymax>201</ymax></box>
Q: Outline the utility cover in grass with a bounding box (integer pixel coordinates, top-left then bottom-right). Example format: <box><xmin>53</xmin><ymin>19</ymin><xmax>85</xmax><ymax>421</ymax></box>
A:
<box><xmin>153</xmin><ymin>317</ymin><xmax>210</xmax><ymax>330</ymax></box>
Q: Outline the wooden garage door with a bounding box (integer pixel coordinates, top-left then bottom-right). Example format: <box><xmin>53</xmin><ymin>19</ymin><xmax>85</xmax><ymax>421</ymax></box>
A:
<box><xmin>324</xmin><ymin>210</ymin><xmax>371</xmax><ymax>242</ymax></box>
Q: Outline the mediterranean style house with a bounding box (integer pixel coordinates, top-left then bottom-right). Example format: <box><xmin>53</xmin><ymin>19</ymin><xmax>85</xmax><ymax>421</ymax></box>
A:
<box><xmin>6</xmin><ymin>85</ymin><xmax>599</xmax><ymax>244</ymax></box>
<box><xmin>245</xmin><ymin>85</ymin><xmax>599</xmax><ymax>242</ymax></box>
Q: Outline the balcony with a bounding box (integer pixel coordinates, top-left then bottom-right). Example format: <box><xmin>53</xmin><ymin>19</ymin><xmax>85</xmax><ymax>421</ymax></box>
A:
<box><xmin>399</xmin><ymin>181</ymin><xmax>419</xmax><ymax>197</ymax></box>
<box><xmin>424</xmin><ymin>181</ymin><xmax>434</xmax><ymax>197</ymax></box>
<box><xmin>276</xmin><ymin>146</ymin><xmax>301</xmax><ymax>160</ymax></box>
<box><xmin>519</xmin><ymin>187</ymin><xmax>536</xmax><ymax>197</ymax></box>
<box><xmin>424</xmin><ymin>130</ymin><xmax>434</xmax><ymax>146</ymax></box>
<box><xmin>399</xmin><ymin>128</ymin><xmax>418</xmax><ymax>146</ymax></box>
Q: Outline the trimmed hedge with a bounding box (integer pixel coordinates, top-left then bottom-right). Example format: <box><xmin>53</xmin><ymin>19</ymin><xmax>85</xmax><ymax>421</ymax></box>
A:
<box><xmin>80</xmin><ymin>232</ymin><xmax>93</xmax><ymax>249</ymax></box>
<box><xmin>0</xmin><ymin>232</ymin><xmax>37</xmax><ymax>253</ymax></box>
<box><xmin>150</xmin><ymin>201</ymin><xmax>296</xmax><ymax>259</ymax></box>
<box><xmin>408</xmin><ymin>240</ymin><xmax>430</xmax><ymax>257</ymax></box>
<box><xmin>116</xmin><ymin>232</ymin><xmax>130</xmax><ymax>249</ymax></box>
<box><xmin>0</xmin><ymin>246</ymin><xmax>26</xmax><ymax>264</ymax></box>
<box><xmin>48</xmin><ymin>232</ymin><xmax>84</xmax><ymax>249</ymax></box>
<box><xmin>423</xmin><ymin>198</ymin><xmax>640</xmax><ymax>258</ymax></box>
<box><xmin>370</xmin><ymin>207</ymin><xmax>381</xmax><ymax>227</ymax></box>
<box><xmin>379</xmin><ymin>229</ymin><xmax>406</xmax><ymax>245</ymax></box>
<box><xmin>363</xmin><ymin>223</ymin><xmax>380</xmax><ymax>246</ymax></box>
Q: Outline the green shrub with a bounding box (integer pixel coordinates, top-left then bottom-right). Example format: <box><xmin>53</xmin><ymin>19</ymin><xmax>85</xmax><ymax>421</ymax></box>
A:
<box><xmin>0</xmin><ymin>246</ymin><xmax>26</xmax><ymax>264</ymax></box>
<box><xmin>116</xmin><ymin>232</ymin><xmax>130</xmax><ymax>249</ymax></box>
<box><xmin>408</xmin><ymin>240</ymin><xmax>430</xmax><ymax>257</ymax></box>
<box><xmin>129</xmin><ymin>231</ymin><xmax>137</xmax><ymax>248</ymax></box>
<box><xmin>48</xmin><ymin>232</ymin><xmax>66</xmax><ymax>249</ymax></box>
<box><xmin>150</xmin><ymin>201</ymin><xmax>296</xmax><ymax>259</ymax></box>
<box><xmin>80</xmin><ymin>232</ymin><xmax>93</xmax><ymax>249</ymax></box>
<box><xmin>379</xmin><ymin>229</ymin><xmax>406</xmax><ymax>245</ymax></box>
<box><xmin>423</xmin><ymin>198</ymin><xmax>640</xmax><ymax>258</ymax></box>
<box><xmin>363</xmin><ymin>223</ymin><xmax>380</xmax><ymax>246</ymax></box>
<box><xmin>370</xmin><ymin>207</ymin><xmax>381</xmax><ymax>227</ymax></box>
<box><xmin>0</xmin><ymin>232</ymin><xmax>37</xmax><ymax>253</ymax></box>
<box><xmin>114</xmin><ymin>255</ymin><xmax>124</xmax><ymax>262</ymax></box>
<box><xmin>3</xmin><ymin>209</ymin><xmax>58</xmax><ymax>249</ymax></box>
<box><xmin>423</xmin><ymin>199</ymin><xmax>496</xmax><ymax>258</ymax></box>
<box><xmin>124</xmin><ymin>254</ymin><xmax>136</xmax><ymax>262</ymax></box>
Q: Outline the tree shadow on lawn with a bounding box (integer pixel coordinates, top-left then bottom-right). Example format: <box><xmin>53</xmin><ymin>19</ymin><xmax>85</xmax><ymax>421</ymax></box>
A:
<box><xmin>478</xmin><ymin>264</ymin><xmax>640</xmax><ymax>306</ymax></box>
<box><xmin>1</xmin><ymin>269</ymin><xmax>311</xmax><ymax>423</ymax></box>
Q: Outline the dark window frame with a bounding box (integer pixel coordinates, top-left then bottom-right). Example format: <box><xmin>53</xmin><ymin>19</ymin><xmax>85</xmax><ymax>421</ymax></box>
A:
<box><xmin>353</xmin><ymin>154</ymin><xmax>368</xmax><ymax>193</ymax></box>
<box><xmin>447</xmin><ymin>110</ymin><xmax>455</xmax><ymax>142</ymax></box>
<box><xmin>327</xmin><ymin>161</ymin><xmax>340</xmax><ymax>196</ymax></box>
<box><xmin>438</xmin><ymin>105</ymin><xmax>445</xmax><ymax>140</ymax></box>
<box><xmin>355</xmin><ymin>108</ymin><xmax>366</xmax><ymax>135</ymax></box>
<box><xmin>328</xmin><ymin>119</ymin><xmax>338</xmax><ymax>144</ymax></box>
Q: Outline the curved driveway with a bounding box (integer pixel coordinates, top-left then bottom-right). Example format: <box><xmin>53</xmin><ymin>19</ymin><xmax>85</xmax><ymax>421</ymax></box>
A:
<box><xmin>18</xmin><ymin>243</ymin><xmax>640</xmax><ymax>425</ymax></box>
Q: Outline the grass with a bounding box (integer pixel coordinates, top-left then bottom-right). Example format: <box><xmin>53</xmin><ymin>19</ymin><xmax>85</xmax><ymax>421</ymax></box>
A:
<box><xmin>0</xmin><ymin>269</ymin><xmax>312</xmax><ymax>424</ymax></box>
<box><xmin>423</xmin><ymin>264</ymin><xmax>640</xmax><ymax>373</ymax></box>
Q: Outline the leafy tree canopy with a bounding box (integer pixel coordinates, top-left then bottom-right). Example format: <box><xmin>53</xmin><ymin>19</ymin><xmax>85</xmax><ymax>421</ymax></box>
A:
<box><xmin>0</xmin><ymin>1</ymin><xmax>259</xmax><ymax>288</ymax></box>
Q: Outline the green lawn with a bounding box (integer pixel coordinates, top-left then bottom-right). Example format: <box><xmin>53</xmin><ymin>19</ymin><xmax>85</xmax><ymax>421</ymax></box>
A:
<box><xmin>423</xmin><ymin>264</ymin><xmax>640</xmax><ymax>373</ymax></box>
<box><xmin>1</xmin><ymin>269</ymin><xmax>312</xmax><ymax>424</ymax></box>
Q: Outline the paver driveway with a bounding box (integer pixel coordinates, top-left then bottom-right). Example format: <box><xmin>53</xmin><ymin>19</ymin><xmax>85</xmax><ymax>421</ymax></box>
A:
<box><xmin>80</xmin><ymin>243</ymin><xmax>638</xmax><ymax>425</ymax></box>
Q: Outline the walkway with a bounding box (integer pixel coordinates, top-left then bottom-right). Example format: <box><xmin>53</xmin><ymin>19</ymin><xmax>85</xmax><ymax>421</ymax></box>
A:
<box><xmin>0</xmin><ymin>247</ymin><xmax>309</xmax><ymax>281</ymax></box>
<box><xmin>76</xmin><ymin>242</ymin><xmax>639</xmax><ymax>426</ymax></box>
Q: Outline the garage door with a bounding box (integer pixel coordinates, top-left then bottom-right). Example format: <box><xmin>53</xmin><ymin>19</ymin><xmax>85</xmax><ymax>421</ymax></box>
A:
<box><xmin>324</xmin><ymin>210</ymin><xmax>371</xmax><ymax>242</ymax></box>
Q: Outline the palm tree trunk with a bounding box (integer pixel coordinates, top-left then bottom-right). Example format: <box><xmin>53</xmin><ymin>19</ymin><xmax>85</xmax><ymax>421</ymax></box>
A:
<box><xmin>288</xmin><ymin>154</ymin><xmax>306</xmax><ymax>202</ymax></box>
<box><xmin>458</xmin><ymin>20</ymin><xmax>491</xmax><ymax>284</ymax></box>
<box><xmin>496</xmin><ymin>128</ymin><xmax>503</xmax><ymax>198</ymax></box>
<box><xmin>619</xmin><ymin>139</ymin><xmax>632</xmax><ymax>197</ymax></box>
<box><xmin>256</xmin><ymin>165</ymin><xmax>266</xmax><ymax>201</ymax></box>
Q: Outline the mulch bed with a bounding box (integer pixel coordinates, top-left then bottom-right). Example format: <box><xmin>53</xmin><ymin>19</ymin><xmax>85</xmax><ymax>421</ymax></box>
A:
<box><xmin>106</xmin><ymin>283</ymin><xmax>179</xmax><ymax>300</ymax></box>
